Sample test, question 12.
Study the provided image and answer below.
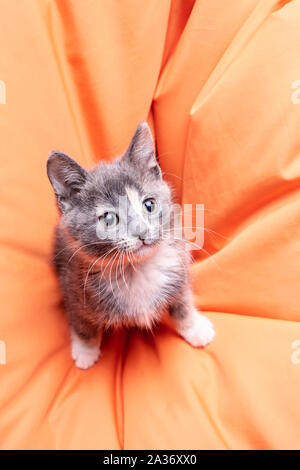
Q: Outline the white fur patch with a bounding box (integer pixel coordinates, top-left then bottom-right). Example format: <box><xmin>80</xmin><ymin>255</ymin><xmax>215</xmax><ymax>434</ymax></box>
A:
<box><xmin>71</xmin><ymin>330</ymin><xmax>102</xmax><ymax>369</ymax></box>
<box><xmin>125</xmin><ymin>186</ymin><xmax>151</xmax><ymax>228</ymax></box>
<box><xmin>173</xmin><ymin>308</ymin><xmax>215</xmax><ymax>347</ymax></box>
<box><xmin>108</xmin><ymin>240</ymin><xmax>184</xmax><ymax>328</ymax></box>
<box><xmin>125</xmin><ymin>187</ymin><xmax>140</xmax><ymax>213</ymax></box>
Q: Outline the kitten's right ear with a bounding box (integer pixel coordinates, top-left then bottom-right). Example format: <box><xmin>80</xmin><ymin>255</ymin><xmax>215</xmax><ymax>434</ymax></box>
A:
<box><xmin>47</xmin><ymin>152</ymin><xmax>87</xmax><ymax>212</ymax></box>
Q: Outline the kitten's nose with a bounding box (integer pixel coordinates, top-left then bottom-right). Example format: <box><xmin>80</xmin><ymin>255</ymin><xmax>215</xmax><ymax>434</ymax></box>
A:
<box><xmin>139</xmin><ymin>233</ymin><xmax>154</xmax><ymax>246</ymax></box>
<box><xmin>132</xmin><ymin>222</ymin><xmax>148</xmax><ymax>242</ymax></box>
<box><xmin>136</xmin><ymin>227</ymin><xmax>149</xmax><ymax>244</ymax></box>
<box><xmin>138</xmin><ymin>231</ymin><xmax>148</xmax><ymax>241</ymax></box>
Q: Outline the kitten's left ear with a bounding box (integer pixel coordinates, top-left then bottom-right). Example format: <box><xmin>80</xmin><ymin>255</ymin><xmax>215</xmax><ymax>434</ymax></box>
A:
<box><xmin>124</xmin><ymin>122</ymin><xmax>161</xmax><ymax>179</ymax></box>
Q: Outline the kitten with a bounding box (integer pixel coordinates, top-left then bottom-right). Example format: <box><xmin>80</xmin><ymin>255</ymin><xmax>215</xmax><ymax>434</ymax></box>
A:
<box><xmin>47</xmin><ymin>123</ymin><xmax>215</xmax><ymax>369</ymax></box>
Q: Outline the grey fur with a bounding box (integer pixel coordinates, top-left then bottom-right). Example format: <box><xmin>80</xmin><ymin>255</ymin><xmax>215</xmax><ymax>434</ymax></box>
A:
<box><xmin>47</xmin><ymin>123</ymin><xmax>215</xmax><ymax>366</ymax></box>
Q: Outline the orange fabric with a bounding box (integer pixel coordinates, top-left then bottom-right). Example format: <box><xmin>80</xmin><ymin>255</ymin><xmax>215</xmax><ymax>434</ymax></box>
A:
<box><xmin>0</xmin><ymin>0</ymin><xmax>300</xmax><ymax>450</ymax></box>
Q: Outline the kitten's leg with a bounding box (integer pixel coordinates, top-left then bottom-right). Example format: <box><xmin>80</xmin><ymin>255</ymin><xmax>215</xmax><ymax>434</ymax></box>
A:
<box><xmin>169</xmin><ymin>290</ymin><xmax>215</xmax><ymax>347</ymax></box>
<box><xmin>70</xmin><ymin>324</ymin><xmax>102</xmax><ymax>370</ymax></box>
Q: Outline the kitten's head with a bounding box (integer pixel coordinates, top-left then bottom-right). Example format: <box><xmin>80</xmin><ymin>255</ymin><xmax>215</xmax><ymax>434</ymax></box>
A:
<box><xmin>47</xmin><ymin>122</ymin><xmax>172</xmax><ymax>261</ymax></box>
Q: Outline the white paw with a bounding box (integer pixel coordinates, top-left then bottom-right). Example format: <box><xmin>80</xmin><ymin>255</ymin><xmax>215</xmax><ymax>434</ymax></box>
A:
<box><xmin>180</xmin><ymin>312</ymin><xmax>215</xmax><ymax>348</ymax></box>
<box><xmin>71</xmin><ymin>338</ymin><xmax>101</xmax><ymax>370</ymax></box>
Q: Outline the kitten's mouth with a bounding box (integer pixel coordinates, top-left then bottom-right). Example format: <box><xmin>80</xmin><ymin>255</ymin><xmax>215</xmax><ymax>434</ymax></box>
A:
<box><xmin>129</xmin><ymin>238</ymin><xmax>160</xmax><ymax>256</ymax></box>
<box><xmin>141</xmin><ymin>239</ymin><xmax>156</xmax><ymax>246</ymax></box>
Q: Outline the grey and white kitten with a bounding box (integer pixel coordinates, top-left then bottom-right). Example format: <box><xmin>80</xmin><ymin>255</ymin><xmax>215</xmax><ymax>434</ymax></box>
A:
<box><xmin>47</xmin><ymin>123</ymin><xmax>215</xmax><ymax>369</ymax></box>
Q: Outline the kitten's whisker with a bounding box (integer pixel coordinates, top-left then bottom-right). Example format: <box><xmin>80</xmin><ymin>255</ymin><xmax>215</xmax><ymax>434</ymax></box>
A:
<box><xmin>54</xmin><ymin>239</ymin><xmax>110</xmax><ymax>261</ymax></box>
<box><xmin>67</xmin><ymin>244</ymin><xmax>91</xmax><ymax>265</ymax></box>
<box><xmin>122</xmin><ymin>252</ymin><xmax>129</xmax><ymax>290</ymax></box>
<box><xmin>180</xmin><ymin>207</ymin><xmax>221</xmax><ymax>215</ymax></box>
<box><xmin>83</xmin><ymin>246</ymin><xmax>117</xmax><ymax>305</ymax></box>
<box><xmin>115</xmin><ymin>251</ymin><xmax>122</xmax><ymax>293</ymax></box>
<box><xmin>99</xmin><ymin>248</ymin><xmax>117</xmax><ymax>280</ymax></box>
<box><xmin>128</xmin><ymin>251</ymin><xmax>137</xmax><ymax>274</ymax></box>
<box><xmin>108</xmin><ymin>251</ymin><xmax>120</xmax><ymax>298</ymax></box>
<box><xmin>97</xmin><ymin>248</ymin><xmax>119</xmax><ymax>299</ymax></box>
<box><xmin>83</xmin><ymin>257</ymin><xmax>100</xmax><ymax>306</ymax></box>
<box><xmin>157</xmin><ymin>151</ymin><xmax>174</xmax><ymax>159</ymax></box>
<box><xmin>162</xmin><ymin>226</ymin><xmax>231</xmax><ymax>241</ymax></box>
<box><xmin>67</xmin><ymin>240</ymin><xmax>111</xmax><ymax>265</ymax></box>
<box><xmin>162</xmin><ymin>236</ymin><xmax>222</xmax><ymax>271</ymax></box>
<box><xmin>96</xmin><ymin>247</ymin><xmax>118</xmax><ymax>278</ymax></box>
<box><xmin>87</xmin><ymin>247</ymin><xmax>118</xmax><ymax>301</ymax></box>
<box><xmin>119</xmin><ymin>251</ymin><xmax>127</xmax><ymax>289</ymax></box>
<box><xmin>162</xmin><ymin>171</ymin><xmax>183</xmax><ymax>182</ymax></box>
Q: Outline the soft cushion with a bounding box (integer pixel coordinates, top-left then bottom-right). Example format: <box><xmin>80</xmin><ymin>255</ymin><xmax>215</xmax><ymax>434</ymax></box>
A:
<box><xmin>0</xmin><ymin>0</ymin><xmax>300</xmax><ymax>449</ymax></box>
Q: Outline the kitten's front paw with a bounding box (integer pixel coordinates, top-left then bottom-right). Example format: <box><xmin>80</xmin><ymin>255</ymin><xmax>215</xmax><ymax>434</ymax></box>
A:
<box><xmin>71</xmin><ymin>338</ymin><xmax>101</xmax><ymax>370</ymax></box>
<box><xmin>180</xmin><ymin>312</ymin><xmax>215</xmax><ymax>348</ymax></box>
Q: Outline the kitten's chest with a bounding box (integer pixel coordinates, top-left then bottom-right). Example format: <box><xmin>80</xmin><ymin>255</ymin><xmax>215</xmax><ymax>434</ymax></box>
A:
<box><xmin>114</xmin><ymin>243</ymin><xmax>186</xmax><ymax>323</ymax></box>
<box><xmin>93</xmin><ymin>241</ymin><xmax>187</xmax><ymax>328</ymax></box>
<box><xmin>127</xmin><ymin>258</ymin><xmax>171</xmax><ymax>307</ymax></box>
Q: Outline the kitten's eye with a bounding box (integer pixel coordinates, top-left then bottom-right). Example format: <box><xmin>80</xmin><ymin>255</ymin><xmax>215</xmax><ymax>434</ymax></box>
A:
<box><xmin>143</xmin><ymin>198</ymin><xmax>156</xmax><ymax>214</ymax></box>
<box><xmin>99</xmin><ymin>212</ymin><xmax>119</xmax><ymax>227</ymax></box>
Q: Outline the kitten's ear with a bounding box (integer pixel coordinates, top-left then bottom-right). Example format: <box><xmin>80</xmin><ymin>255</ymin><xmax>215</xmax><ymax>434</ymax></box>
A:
<box><xmin>124</xmin><ymin>122</ymin><xmax>161</xmax><ymax>179</ymax></box>
<box><xmin>47</xmin><ymin>152</ymin><xmax>87</xmax><ymax>212</ymax></box>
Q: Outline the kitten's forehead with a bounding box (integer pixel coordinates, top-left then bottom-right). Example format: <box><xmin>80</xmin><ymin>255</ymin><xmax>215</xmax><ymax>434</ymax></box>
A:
<box><xmin>125</xmin><ymin>186</ymin><xmax>144</xmax><ymax>216</ymax></box>
<box><xmin>90</xmin><ymin>162</ymin><xmax>141</xmax><ymax>202</ymax></box>
<box><xmin>88</xmin><ymin>157</ymin><xmax>164</xmax><ymax>209</ymax></box>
